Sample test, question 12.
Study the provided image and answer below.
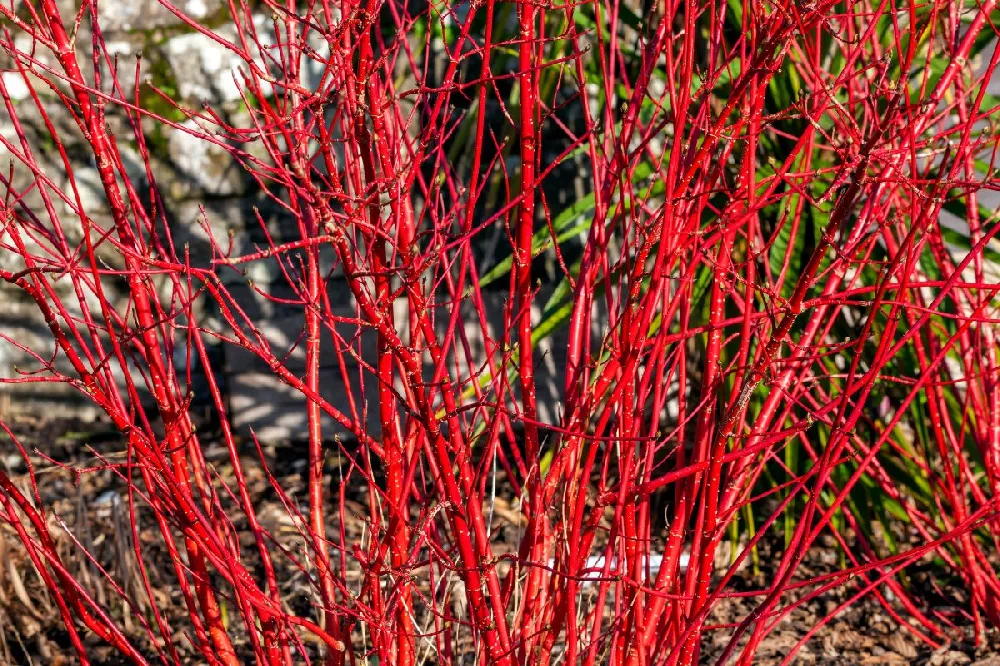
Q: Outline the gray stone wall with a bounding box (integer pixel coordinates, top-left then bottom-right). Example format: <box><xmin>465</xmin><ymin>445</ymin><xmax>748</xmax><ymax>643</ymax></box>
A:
<box><xmin>0</xmin><ymin>0</ymin><xmax>598</xmax><ymax>442</ymax></box>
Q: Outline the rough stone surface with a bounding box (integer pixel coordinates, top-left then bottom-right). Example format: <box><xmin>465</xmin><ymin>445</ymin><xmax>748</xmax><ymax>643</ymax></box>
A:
<box><xmin>166</xmin><ymin>120</ymin><xmax>246</xmax><ymax>197</ymax></box>
<box><xmin>165</xmin><ymin>31</ymin><xmax>255</xmax><ymax>104</ymax></box>
<box><xmin>0</xmin><ymin>4</ymin><xmax>596</xmax><ymax>443</ymax></box>
<box><xmin>96</xmin><ymin>0</ymin><xmax>224</xmax><ymax>32</ymax></box>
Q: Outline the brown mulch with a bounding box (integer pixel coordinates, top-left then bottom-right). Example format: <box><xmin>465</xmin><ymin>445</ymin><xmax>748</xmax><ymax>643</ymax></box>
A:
<box><xmin>0</xmin><ymin>415</ymin><xmax>998</xmax><ymax>665</ymax></box>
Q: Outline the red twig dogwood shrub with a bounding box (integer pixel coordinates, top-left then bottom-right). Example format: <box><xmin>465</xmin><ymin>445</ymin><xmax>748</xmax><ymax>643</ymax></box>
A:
<box><xmin>2</xmin><ymin>0</ymin><xmax>1000</xmax><ymax>662</ymax></box>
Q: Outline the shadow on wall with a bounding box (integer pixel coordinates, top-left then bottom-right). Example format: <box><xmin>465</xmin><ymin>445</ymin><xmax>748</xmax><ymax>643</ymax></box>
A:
<box><xmin>0</xmin><ymin>7</ymin><xmax>602</xmax><ymax>445</ymax></box>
